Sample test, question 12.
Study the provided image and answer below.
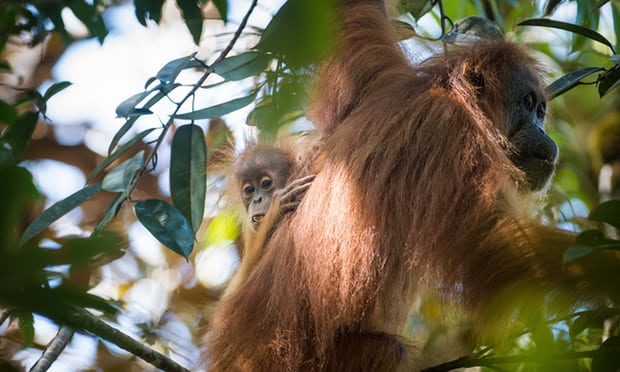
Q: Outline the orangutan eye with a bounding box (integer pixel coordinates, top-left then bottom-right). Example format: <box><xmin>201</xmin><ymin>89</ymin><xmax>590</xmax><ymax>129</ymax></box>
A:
<box><xmin>260</xmin><ymin>176</ymin><xmax>273</xmax><ymax>190</ymax></box>
<box><xmin>243</xmin><ymin>184</ymin><xmax>254</xmax><ymax>195</ymax></box>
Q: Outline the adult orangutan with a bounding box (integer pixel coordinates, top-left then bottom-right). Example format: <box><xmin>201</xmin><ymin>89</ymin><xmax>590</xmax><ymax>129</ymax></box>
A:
<box><xmin>205</xmin><ymin>0</ymin><xmax>620</xmax><ymax>370</ymax></box>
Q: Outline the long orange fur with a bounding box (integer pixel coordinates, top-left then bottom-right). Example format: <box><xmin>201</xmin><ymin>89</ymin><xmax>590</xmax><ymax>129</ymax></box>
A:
<box><xmin>204</xmin><ymin>1</ymin><xmax>620</xmax><ymax>370</ymax></box>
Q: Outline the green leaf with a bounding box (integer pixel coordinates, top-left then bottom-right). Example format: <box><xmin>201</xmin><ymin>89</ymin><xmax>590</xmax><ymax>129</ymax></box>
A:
<box><xmin>174</xmin><ymin>92</ymin><xmax>257</xmax><ymax>120</ymax></box>
<box><xmin>598</xmin><ymin>65</ymin><xmax>620</xmax><ymax>97</ymax></box>
<box><xmin>546</xmin><ymin>67</ymin><xmax>604</xmax><ymax>98</ymax></box>
<box><xmin>212</xmin><ymin>0</ymin><xmax>228</xmax><ymax>22</ymax></box>
<box><xmin>42</xmin><ymin>81</ymin><xmax>72</xmax><ymax>103</ymax></box>
<box><xmin>4</xmin><ymin>111</ymin><xmax>38</xmax><ymax>160</ymax></box>
<box><xmin>101</xmin><ymin>150</ymin><xmax>144</xmax><ymax>194</ymax></box>
<box><xmin>20</xmin><ymin>184</ymin><xmax>102</xmax><ymax>246</ymax></box>
<box><xmin>17</xmin><ymin>312</ymin><xmax>35</xmax><ymax>347</ymax></box>
<box><xmin>589</xmin><ymin>200</ymin><xmax>620</xmax><ymax>228</ymax></box>
<box><xmin>135</xmin><ymin>199</ymin><xmax>195</xmax><ymax>259</ymax></box>
<box><xmin>204</xmin><ymin>210</ymin><xmax>240</xmax><ymax>247</ymax></box>
<box><xmin>134</xmin><ymin>0</ymin><xmax>164</xmax><ymax>26</ymax></box>
<box><xmin>89</xmin><ymin>128</ymin><xmax>156</xmax><ymax>181</ymax></box>
<box><xmin>156</xmin><ymin>53</ymin><xmax>200</xmax><ymax>83</ymax></box>
<box><xmin>0</xmin><ymin>98</ymin><xmax>18</xmax><ymax>125</ymax></box>
<box><xmin>518</xmin><ymin>18</ymin><xmax>615</xmax><ymax>53</ymax></box>
<box><xmin>176</xmin><ymin>0</ymin><xmax>203</xmax><ymax>45</ymax></box>
<box><xmin>170</xmin><ymin>125</ymin><xmax>207</xmax><ymax>233</ymax></box>
<box><xmin>212</xmin><ymin>52</ymin><xmax>270</xmax><ymax>81</ymax></box>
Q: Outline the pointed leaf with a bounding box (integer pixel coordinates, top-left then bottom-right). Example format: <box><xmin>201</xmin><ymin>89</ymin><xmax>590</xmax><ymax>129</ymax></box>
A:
<box><xmin>546</xmin><ymin>67</ymin><xmax>604</xmax><ymax>98</ymax></box>
<box><xmin>90</xmin><ymin>128</ymin><xmax>155</xmax><ymax>180</ymax></box>
<box><xmin>176</xmin><ymin>0</ymin><xmax>203</xmax><ymax>45</ymax></box>
<box><xmin>170</xmin><ymin>125</ymin><xmax>207</xmax><ymax>233</ymax></box>
<box><xmin>20</xmin><ymin>184</ymin><xmax>102</xmax><ymax>246</ymax></box>
<box><xmin>135</xmin><ymin>199</ymin><xmax>195</xmax><ymax>259</ymax></box>
<box><xmin>519</xmin><ymin>18</ymin><xmax>615</xmax><ymax>53</ymax></box>
<box><xmin>156</xmin><ymin>53</ymin><xmax>200</xmax><ymax>82</ymax></box>
<box><xmin>101</xmin><ymin>150</ymin><xmax>144</xmax><ymax>193</ymax></box>
<box><xmin>589</xmin><ymin>200</ymin><xmax>620</xmax><ymax>228</ymax></box>
<box><xmin>174</xmin><ymin>92</ymin><xmax>257</xmax><ymax>120</ymax></box>
<box><xmin>42</xmin><ymin>81</ymin><xmax>72</xmax><ymax>103</ymax></box>
<box><xmin>212</xmin><ymin>52</ymin><xmax>269</xmax><ymax>81</ymax></box>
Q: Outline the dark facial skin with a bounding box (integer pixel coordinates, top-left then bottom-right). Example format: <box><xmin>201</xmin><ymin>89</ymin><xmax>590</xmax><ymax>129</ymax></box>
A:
<box><xmin>503</xmin><ymin>67</ymin><xmax>559</xmax><ymax>191</ymax></box>
<box><xmin>237</xmin><ymin>150</ymin><xmax>291</xmax><ymax>230</ymax></box>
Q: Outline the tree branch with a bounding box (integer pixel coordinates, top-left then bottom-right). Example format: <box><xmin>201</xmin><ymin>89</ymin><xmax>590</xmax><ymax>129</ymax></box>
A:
<box><xmin>30</xmin><ymin>326</ymin><xmax>74</xmax><ymax>372</ymax></box>
<box><xmin>422</xmin><ymin>347</ymin><xmax>620</xmax><ymax>371</ymax></box>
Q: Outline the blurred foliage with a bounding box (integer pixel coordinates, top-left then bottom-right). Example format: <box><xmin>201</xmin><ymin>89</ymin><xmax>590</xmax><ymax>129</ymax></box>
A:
<box><xmin>0</xmin><ymin>0</ymin><xmax>619</xmax><ymax>370</ymax></box>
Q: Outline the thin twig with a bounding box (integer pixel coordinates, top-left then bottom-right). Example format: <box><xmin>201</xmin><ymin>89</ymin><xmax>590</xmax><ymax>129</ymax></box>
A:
<box><xmin>130</xmin><ymin>0</ymin><xmax>259</xmax><ymax>196</ymax></box>
<box><xmin>29</xmin><ymin>326</ymin><xmax>74</xmax><ymax>372</ymax></box>
<box><xmin>69</xmin><ymin>308</ymin><xmax>190</xmax><ymax>372</ymax></box>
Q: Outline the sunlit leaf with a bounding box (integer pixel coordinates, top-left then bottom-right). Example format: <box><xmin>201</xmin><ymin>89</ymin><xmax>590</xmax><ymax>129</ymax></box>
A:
<box><xmin>170</xmin><ymin>125</ymin><xmax>206</xmax><ymax>233</ymax></box>
<box><xmin>20</xmin><ymin>184</ymin><xmax>102</xmax><ymax>246</ymax></box>
<box><xmin>546</xmin><ymin>67</ymin><xmax>604</xmax><ymax>98</ymax></box>
<box><xmin>212</xmin><ymin>52</ymin><xmax>269</xmax><ymax>81</ymax></box>
<box><xmin>519</xmin><ymin>18</ymin><xmax>615</xmax><ymax>53</ymax></box>
<box><xmin>156</xmin><ymin>53</ymin><xmax>200</xmax><ymax>83</ymax></box>
<box><xmin>589</xmin><ymin>200</ymin><xmax>620</xmax><ymax>228</ymax></box>
<box><xmin>89</xmin><ymin>128</ymin><xmax>156</xmax><ymax>181</ymax></box>
<box><xmin>101</xmin><ymin>150</ymin><xmax>144</xmax><ymax>194</ymax></box>
<box><xmin>135</xmin><ymin>199</ymin><xmax>195</xmax><ymax>259</ymax></box>
<box><xmin>204</xmin><ymin>210</ymin><xmax>240</xmax><ymax>247</ymax></box>
<box><xmin>174</xmin><ymin>92</ymin><xmax>257</xmax><ymax>120</ymax></box>
<box><xmin>42</xmin><ymin>81</ymin><xmax>72</xmax><ymax>102</ymax></box>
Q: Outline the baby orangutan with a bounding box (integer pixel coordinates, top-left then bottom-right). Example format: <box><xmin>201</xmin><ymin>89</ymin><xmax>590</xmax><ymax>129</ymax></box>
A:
<box><xmin>225</xmin><ymin>142</ymin><xmax>314</xmax><ymax>294</ymax></box>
